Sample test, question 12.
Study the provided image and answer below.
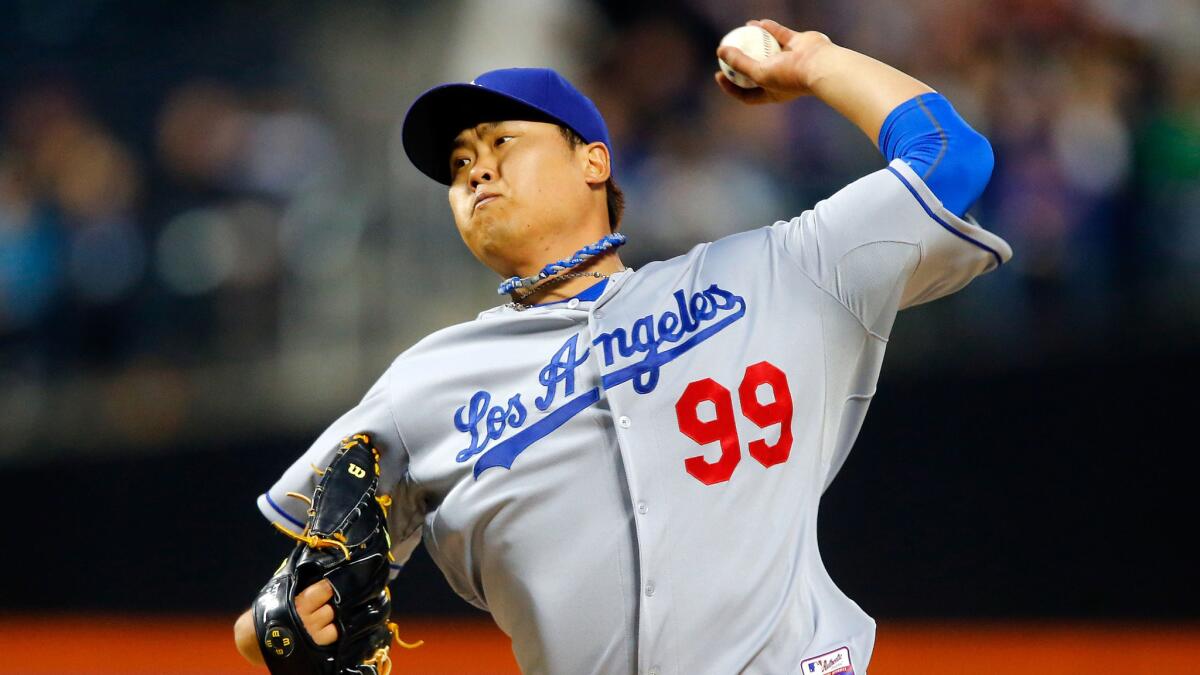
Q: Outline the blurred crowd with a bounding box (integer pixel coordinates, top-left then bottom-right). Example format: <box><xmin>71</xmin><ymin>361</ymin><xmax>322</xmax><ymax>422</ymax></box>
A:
<box><xmin>1</xmin><ymin>0</ymin><xmax>1197</xmax><ymax>456</ymax></box>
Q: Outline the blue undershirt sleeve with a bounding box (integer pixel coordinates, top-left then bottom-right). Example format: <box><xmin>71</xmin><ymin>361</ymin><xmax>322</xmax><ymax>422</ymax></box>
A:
<box><xmin>876</xmin><ymin>92</ymin><xmax>994</xmax><ymax>217</ymax></box>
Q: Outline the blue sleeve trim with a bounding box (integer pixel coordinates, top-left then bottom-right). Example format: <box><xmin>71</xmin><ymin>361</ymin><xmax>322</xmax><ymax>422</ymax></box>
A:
<box><xmin>877</xmin><ymin>93</ymin><xmax>994</xmax><ymax>217</ymax></box>
<box><xmin>263</xmin><ymin>491</ymin><xmax>306</xmax><ymax>529</ymax></box>
<box><xmin>886</xmin><ymin>166</ymin><xmax>1005</xmax><ymax>268</ymax></box>
<box><xmin>389</xmin><ymin>563</ymin><xmax>403</xmax><ymax>571</ymax></box>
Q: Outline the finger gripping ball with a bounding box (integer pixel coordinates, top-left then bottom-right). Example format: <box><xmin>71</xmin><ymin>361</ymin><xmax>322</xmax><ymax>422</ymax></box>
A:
<box><xmin>718</xmin><ymin>26</ymin><xmax>781</xmax><ymax>89</ymax></box>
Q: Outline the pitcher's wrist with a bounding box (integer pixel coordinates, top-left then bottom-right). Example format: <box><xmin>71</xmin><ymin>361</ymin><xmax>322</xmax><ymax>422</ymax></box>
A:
<box><xmin>798</xmin><ymin>38</ymin><xmax>841</xmax><ymax>93</ymax></box>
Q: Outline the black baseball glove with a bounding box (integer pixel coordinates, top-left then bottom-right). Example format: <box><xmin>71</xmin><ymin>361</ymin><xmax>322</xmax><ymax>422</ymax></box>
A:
<box><xmin>252</xmin><ymin>433</ymin><xmax>421</xmax><ymax>675</ymax></box>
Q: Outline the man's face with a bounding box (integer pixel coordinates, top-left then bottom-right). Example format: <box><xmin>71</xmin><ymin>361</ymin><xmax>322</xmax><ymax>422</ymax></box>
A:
<box><xmin>447</xmin><ymin>120</ymin><xmax>596</xmax><ymax>276</ymax></box>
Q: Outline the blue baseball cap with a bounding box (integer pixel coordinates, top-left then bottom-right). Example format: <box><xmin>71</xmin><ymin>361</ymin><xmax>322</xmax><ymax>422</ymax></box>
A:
<box><xmin>402</xmin><ymin>67</ymin><xmax>612</xmax><ymax>185</ymax></box>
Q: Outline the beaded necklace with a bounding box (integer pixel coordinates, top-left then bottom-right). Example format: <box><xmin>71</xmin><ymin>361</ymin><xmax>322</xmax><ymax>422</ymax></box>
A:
<box><xmin>498</xmin><ymin>233</ymin><xmax>627</xmax><ymax>311</ymax></box>
<box><xmin>505</xmin><ymin>272</ymin><xmax>610</xmax><ymax>311</ymax></box>
<box><xmin>497</xmin><ymin>233</ymin><xmax>627</xmax><ymax>295</ymax></box>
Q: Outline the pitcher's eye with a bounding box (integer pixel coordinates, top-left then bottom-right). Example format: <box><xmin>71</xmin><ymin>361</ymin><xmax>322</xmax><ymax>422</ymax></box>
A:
<box><xmin>494</xmin><ymin>135</ymin><xmax>514</xmax><ymax>147</ymax></box>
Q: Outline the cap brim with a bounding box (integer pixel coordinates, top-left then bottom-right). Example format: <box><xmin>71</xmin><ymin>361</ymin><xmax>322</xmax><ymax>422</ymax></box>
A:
<box><xmin>402</xmin><ymin>84</ymin><xmax>564</xmax><ymax>185</ymax></box>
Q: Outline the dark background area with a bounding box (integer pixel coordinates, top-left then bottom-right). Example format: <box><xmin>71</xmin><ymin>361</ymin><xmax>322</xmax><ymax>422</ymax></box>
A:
<box><xmin>1</xmin><ymin>0</ymin><xmax>1198</xmax><ymax>628</ymax></box>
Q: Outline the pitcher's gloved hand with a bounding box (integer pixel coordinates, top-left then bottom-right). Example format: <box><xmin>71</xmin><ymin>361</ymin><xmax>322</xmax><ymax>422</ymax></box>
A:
<box><xmin>252</xmin><ymin>434</ymin><xmax>422</xmax><ymax>675</ymax></box>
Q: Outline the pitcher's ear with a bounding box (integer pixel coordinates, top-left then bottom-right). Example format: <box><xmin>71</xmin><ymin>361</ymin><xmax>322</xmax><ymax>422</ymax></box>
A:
<box><xmin>583</xmin><ymin>142</ymin><xmax>611</xmax><ymax>185</ymax></box>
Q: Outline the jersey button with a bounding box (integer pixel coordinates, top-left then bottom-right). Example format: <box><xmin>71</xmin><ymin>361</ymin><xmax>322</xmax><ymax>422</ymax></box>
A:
<box><xmin>645</xmin><ymin>581</ymin><xmax>655</xmax><ymax>597</ymax></box>
<box><xmin>567</xmin><ymin>298</ymin><xmax>580</xmax><ymax>309</ymax></box>
<box><xmin>618</xmin><ymin>415</ymin><xmax>632</xmax><ymax>428</ymax></box>
<box><xmin>636</xmin><ymin>501</ymin><xmax>648</xmax><ymax>515</ymax></box>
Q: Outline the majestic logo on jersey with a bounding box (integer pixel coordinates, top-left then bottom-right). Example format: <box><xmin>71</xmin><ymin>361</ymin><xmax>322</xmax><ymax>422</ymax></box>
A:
<box><xmin>801</xmin><ymin>647</ymin><xmax>854</xmax><ymax>675</ymax></box>
<box><xmin>453</xmin><ymin>283</ymin><xmax>747</xmax><ymax>477</ymax></box>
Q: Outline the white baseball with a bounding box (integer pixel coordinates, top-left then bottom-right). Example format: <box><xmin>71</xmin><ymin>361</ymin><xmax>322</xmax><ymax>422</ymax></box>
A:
<box><xmin>718</xmin><ymin>26</ymin><xmax>782</xmax><ymax>89</ymax></box>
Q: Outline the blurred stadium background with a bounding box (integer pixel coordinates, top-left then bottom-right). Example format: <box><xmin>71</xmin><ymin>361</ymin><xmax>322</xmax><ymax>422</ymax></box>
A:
<box><xmin>1</xmin><ymin>0</ymin><xmax>1197</xmax><ymax>672</ymax></box>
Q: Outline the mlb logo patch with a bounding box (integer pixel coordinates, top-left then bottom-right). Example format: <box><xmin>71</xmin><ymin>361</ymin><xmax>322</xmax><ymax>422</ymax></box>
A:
<box><xmin>801</xmin><ymin>646</ymin><xmax>854</xmax><ymax>675</ymax></box>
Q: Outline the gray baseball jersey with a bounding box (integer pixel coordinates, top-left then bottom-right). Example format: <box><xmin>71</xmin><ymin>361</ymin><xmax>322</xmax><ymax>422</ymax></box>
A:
<box><xmin>258</xmin><ymin>159</ymin><xmax>1011</xmax><ymax>675</ymax></box>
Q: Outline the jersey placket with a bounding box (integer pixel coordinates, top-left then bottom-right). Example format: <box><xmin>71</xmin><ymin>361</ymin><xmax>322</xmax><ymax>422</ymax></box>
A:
<box><xmin>587</xmin><ymin>298</ymin><xmax>674</xmax><ymax>675</ymax></box>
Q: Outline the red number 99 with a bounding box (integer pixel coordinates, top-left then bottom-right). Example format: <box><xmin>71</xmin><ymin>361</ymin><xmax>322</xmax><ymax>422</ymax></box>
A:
<box><xmin>675</xmin><ymin>361</ymin><xmax>793</xmax><ymax>485</ymax></box>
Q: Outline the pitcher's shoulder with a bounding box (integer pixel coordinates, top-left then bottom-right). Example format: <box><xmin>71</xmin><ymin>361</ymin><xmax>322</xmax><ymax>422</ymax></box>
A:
<box><xmin>623</xmin><ymin>227</ymin><xmax>783</xmax><ymax>286</ymax></box>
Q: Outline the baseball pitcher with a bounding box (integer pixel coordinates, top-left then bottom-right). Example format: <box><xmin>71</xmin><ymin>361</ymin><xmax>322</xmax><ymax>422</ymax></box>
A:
<box><xmin>233</xmin><ymin>18</ymin><xmax>1011</xmax><ymax>675</ymax></box>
